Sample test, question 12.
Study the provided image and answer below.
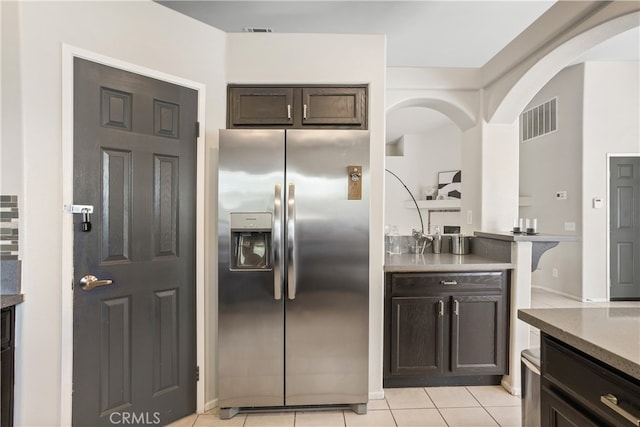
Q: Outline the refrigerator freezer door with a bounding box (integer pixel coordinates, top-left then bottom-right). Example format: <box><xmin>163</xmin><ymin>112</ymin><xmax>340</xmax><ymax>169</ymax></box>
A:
<box><xmin>285</xmin><ymin>130</ymin><xmax>370</xmax><ymax>406</ymax></box>
<box><xmin>218</xmin><ymin>130</ymin><xmax>285</xmax><ymax>408</ymax></box>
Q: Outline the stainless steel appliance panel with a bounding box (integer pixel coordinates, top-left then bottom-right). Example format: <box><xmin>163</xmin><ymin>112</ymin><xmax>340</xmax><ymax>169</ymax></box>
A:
<box><xmin>218</xmin><ymin>130</ymin><xmax>285</xmax><ymax>408</ymax></box>
<box><xmin>284</xmin><ymin>130</ymin><xmax>370</xmax><ymax>406</ymax></box>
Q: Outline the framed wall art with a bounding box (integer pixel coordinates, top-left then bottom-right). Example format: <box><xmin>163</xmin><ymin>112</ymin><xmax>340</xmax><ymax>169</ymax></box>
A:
<box><xmin>438</xmin><ymin>170</ymin><xmax>461</xmax><ymax>199</ymax></box>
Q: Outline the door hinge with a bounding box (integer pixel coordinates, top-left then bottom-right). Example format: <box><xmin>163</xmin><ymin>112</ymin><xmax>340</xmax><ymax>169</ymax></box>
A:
<box><xmin>196</xmin><ymin>365</ymin><xmax>200</xmax><ymax>382</ymax></box>
<box><xmin>195</xmin><ymin>122</ymin><xmax>200</xmax><ymax>138</ymax></box>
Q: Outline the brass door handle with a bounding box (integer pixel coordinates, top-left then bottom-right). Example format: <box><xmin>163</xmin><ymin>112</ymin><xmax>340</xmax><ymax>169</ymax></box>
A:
<box><xmin>80</xmin><ymin>275</ymin><xmax>113</xmax><ymax>291</ymax></box>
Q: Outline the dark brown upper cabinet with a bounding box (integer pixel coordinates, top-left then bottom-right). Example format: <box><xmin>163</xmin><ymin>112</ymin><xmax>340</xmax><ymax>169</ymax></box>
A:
<box><xmin>227</xmin><ymin>85</ymin><xmax>367</xmax><ymax>129</ymax></box>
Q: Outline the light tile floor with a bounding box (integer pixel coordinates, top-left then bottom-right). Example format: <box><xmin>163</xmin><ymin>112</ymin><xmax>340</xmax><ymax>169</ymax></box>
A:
<box><xmin>170</xmin><ymin>289</ymin><xmax>640</xmax><ymax>427</ymax></box>
<box><xmin>169</xmin><ymin>386</ymin><xmax>521</xmax><ymax>427</ymax></box>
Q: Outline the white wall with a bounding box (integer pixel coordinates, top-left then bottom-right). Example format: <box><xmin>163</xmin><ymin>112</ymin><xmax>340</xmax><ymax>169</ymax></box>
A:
<box><xmin>226</xmin><ymin>32</ymin><xmax>387</xmax><ymax>399</ymax></box>
<box><xmin>478</xmin><ymin>121</ymin><xmax>520</xmax><ymax>232</ymax></box>
<box><xmin>1</xmin><ymin>2</ymin><xmax>23</xmax><ymax>197</ymax></box>
<box><xmin>582</xmin><ymin>61</ymin><xmax>640</xmax><ymax>300</ymax></box>
<box><xmin>9</xmin><ymin>2</ymin><xmax>226</xmax><ymax>425</ymax></box>
<box><xmin>385</xmin><ymin>125</ymin><xmax>462</xmax><ymax>235</ymax></box>
<box><xmin>519</xmin><ymin>61</ymin><xmax>640</xmax><ymax>301</ymax></box>
<box><xmin>386</xmin><ymin>68</ymin><xmax>482</xmax><ymax>235</ymax></box>
<box><xmin>519</xmin><ymin>65</ymin><xmax>584</xmax><ymax>298</ymax></box>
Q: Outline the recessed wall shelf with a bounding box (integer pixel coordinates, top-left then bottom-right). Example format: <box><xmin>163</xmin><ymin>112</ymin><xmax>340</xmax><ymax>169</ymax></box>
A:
<box><xmin>405</xmin><ymin>199</ymin><xmax>461</xmax><ymax>210</ymax></box>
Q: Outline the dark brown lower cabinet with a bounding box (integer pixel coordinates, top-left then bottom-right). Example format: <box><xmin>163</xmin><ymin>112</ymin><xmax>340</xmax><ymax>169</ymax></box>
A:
<box><xmin>391</xmin><ymin>297</ymin><xmax>444</xmax><ymax>376</ymax></box>
<box><xmin>1</xmin><ymin>306</ymin><xmax>15</xmax><ymax>427</ymax></box>
<box><xmin>541</xmin><ymin>334</ymin><xmax>640</xmax><ymax>427</ymax></box>
<box><xmin>451</xmin><ymin>294</ymin><xmax>506</xmax><ymax>375</ymax></box>
<box><xmin>384</xmin><ymin>271</ymin><xmax>509</xmax><ymax>387</ymax></box>
<box><xmin>541</xmin><ymin>387</ymin><xmax>600</xmax><ymax>427</ymax></box>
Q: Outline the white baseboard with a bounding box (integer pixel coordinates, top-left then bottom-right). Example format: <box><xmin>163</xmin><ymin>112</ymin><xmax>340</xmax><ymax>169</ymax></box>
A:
<box><xmin>369</xmin><ymin>390</ymin><xmax>385</xmax><ymax>400</ymax></box>
<box><xmin>501</xmin><ymin>379</ymin><xmax>521</xmax><ymax>397</ymax></box>
<box><xmin>204</xmin><ymin>398</ymin><xmax>218</xmax><ymax>413</ymax></box>
<box><xmin>531</xmin><ymin>285</ymin><xmax>582</xmax><ymax>301</ymax></box>
<box><xmin>532</xmin><ymin>285</ymin><xmax>610</xmax><ymax>303</ymax></box>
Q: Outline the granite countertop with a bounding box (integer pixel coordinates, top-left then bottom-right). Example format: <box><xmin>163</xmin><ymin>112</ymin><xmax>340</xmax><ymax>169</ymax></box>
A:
<box><xmin>1</xmin><ymin>294</ymin><xmax>24</xmax><ymax>309</ymax></box>
<box><xmin>384</xmin><ymin>253</ymin><xmax>515</xmax><ymax>272</ymax></box>
<box><xmin>475</xmin><ymin>231</ymin><xmax>581</xmax><ymax>243</ymax></box>
<box><xmin>519</xmin><ymin>307</ymin><xmax>640</xmax><ymax>380</ymax></box>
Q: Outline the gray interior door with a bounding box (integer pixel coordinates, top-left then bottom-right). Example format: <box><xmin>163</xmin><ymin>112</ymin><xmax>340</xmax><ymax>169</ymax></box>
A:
<box><xmin>72</xmin><ymin>58</ymin><xmax>197</xmax><ymax>426</ymax></box>
<box><xmin>610</xmin><ymin>156</ymin><xmax>640</xmax><ymax>300</ymax></box>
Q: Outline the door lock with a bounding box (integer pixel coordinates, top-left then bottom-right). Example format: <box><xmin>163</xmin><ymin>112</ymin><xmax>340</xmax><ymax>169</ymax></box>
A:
<box><xmin>81</xmin><ymin>208</ymin><xmax>92</xmax><ymax>232</ymax></box>
<box><xmin>63</xmin><ymin>204</ymin><xmax>94</xmax><ymax>232</ymax></box>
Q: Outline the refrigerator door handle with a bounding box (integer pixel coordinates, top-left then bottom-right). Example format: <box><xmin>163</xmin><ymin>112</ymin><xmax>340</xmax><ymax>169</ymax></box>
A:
<box><xmin>273</xmin><ymin>184</ymin><xmax>283</xmax><ymax>300</ymax></box>
<box><xmin>287</xmin><ymin>183</ymin><xmax>297</xmax><ymax>300</ymax></box>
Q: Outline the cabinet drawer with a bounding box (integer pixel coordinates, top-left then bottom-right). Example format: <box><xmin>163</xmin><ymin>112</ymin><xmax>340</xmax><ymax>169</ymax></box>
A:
<box><xmin>391</xmin><ymin>271</ymin><xmax>505</xmax><ymax>295</ymax></box>
<box><xmin>543</xmin><ymin>335</ymin><xmax>640</xmax><ymax>427</ymax></box>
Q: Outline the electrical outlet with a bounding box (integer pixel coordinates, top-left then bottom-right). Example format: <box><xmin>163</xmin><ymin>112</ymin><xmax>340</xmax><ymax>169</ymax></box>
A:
<box><xmin>552</xmin><ymin>268</ymin><xmax>558</xmax><ymax>278</ymax></box>
<box><xmin>556</xmin><ymin>191</ymin><xmax>568</xmax><ymax>200</ymax></box>
<box><xmin>467</xmin><ymin>210</ymin><xmax>473</xmax><ymax>225</ymax></box>
<box><xmin>564</xmin><ymin>222</ymin><xmax>576</xmax><ymax>232</ymax></box>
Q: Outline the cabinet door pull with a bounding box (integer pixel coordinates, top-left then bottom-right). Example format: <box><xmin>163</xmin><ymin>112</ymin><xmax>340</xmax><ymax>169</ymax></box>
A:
<box><xmin>437</xmin><ymin>300</ymin><xmax>444</xmax><ymax>317</ymax></box>
<box><xmin>600</xmin><ymin>394</ymin><xmax>640</xmax><ymax>426</ymax></box>
<box><xmin>453</xmin><ymin>299</ymin><xmax>459</xmax><ymax>316</ymax></box>
<box><xmin>303</xmin><ymin>104</ymin><xmax>308</xmax><ymax>120</ymax></box>
<box><xmin>440</xmin><ymin>280</ymin><xmax>458</xmax><ymax>285</ymax></box>
<box><xmin>287</xmin><ymin>104</ymin><xmax>292</xmax><ymax>120</ymax></box>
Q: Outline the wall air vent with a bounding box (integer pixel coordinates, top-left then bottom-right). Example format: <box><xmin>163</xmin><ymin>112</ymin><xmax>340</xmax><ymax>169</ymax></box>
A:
<box><xmin>243</xmin><ymin>27</ymin><xmax>273</xmax><ymax>33</ymax></box>
<box><xmin>520</xmin><ymin>97</ymin><xmax>557</xmax><ymax>142</ymax></box>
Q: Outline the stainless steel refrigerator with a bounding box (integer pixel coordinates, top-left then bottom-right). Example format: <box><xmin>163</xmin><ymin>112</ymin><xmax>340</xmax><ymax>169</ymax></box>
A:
<box><xmin>217</xmin><ymin>129</ymin><xmax>369</xmax><ymax>418</ymax></box>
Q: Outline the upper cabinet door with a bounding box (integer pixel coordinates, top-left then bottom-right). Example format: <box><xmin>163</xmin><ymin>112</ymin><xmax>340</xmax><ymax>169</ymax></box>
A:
<box><xmin>227</xmin><ymin>85</ymin><xmax>367</xmax><ymax>129</ymax></box>
<box><xmin>301</xmin><ymin>87</ymin><xmax>366</xmax><ymax>128</ymax></box>
<box><xmin>228</xmin><ymin>87</ymin><xmax>295</xmax><ymax>127</ymax></box>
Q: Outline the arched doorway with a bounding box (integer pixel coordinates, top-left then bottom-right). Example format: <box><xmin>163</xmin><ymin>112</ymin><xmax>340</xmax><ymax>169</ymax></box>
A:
<box><xmin>490</xmin><ymin>22</ymin><xmax>639</xmax><ymax>302</ymax></box>
<box><xmin>384</xmin><ymin>96</ymin><xmax>475</xmax><ymax>243</ymax></box>
<box><xmin>385</xmin><ymin>106</ymin><xmax>462</xmax><ymax>237</ymax></box>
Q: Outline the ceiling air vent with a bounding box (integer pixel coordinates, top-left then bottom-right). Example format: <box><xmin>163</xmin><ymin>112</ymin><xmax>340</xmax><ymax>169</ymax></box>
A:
<box><xmin>243</xmin><ymin>27</ymin><xmax>273</xmax><ymax>33</ymax></box>
<box><xmin>520</xmin><ymin>97</ymin><xmax>557</xmax><ymax>142</ymax></box>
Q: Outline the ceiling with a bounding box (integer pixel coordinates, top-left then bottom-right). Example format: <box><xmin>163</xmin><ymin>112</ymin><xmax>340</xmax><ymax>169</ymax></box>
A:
<box><xmin>159</xmin><ymin>0</ymin><xmax>558</xmax><ymax>68</ymax></box>
<box><xmin>385</xmin><ymin>25</ymin><xmax>640</xmax><ymax>143</ymax></box>
<box><xmin>159</xmin><ymin>1</ymin><xmax>639</xmax><ymax>141</ymax></box>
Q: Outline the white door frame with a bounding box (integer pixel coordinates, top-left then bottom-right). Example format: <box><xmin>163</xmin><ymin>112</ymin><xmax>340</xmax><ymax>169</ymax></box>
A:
<box><xmin>606</xmin><ymin>153</ymin><xmax>640</xmax><ymax>301</ymax></box>
<box><xmin>60</xmin><ymin>44</ymin><xmax>207</xmax><ymax>425</ymax></box>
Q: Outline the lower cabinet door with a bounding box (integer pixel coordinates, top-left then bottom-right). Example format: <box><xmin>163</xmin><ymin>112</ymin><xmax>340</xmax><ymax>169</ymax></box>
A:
<box><xmin>450</xmin><ymin>295</ymin><xmax>506</xmax><ymax>375</ymax></box>
<box><xmin>390</xmin><ymin>297</ymin><xmax>445</xmax><ymax>375</ymax></box>
<box><xmin>541</xmin><ymin>386</ymin><xmax>601</xmax><ymax>427</ymax></box>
